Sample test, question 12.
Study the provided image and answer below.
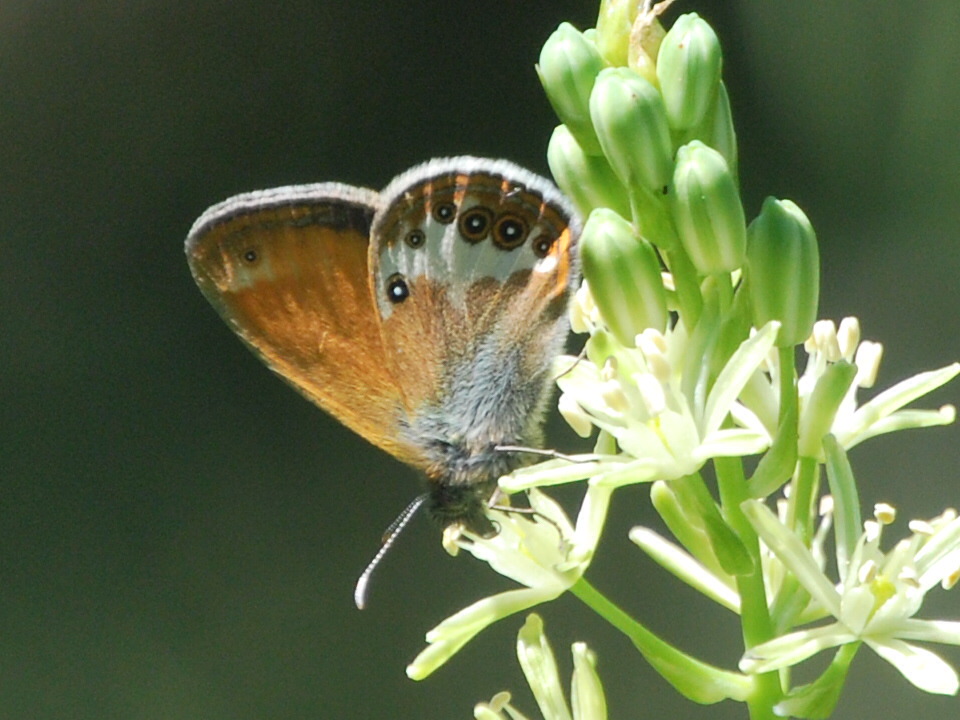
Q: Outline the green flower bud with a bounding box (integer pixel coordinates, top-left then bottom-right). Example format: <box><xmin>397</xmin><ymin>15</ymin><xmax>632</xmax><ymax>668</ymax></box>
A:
<box><xmin>670</xmin><ymin>141</ymin><xmax>746</xmax><ymax>275</ymax></box>
<box><xmin>595</xmin><ymin>0</ymin><xmax>635</xmax><ymax>66</ymax></box>
<box><xmin>538</xmin><ymin>23</ymin><xmax>607</xmax><ymax>155</ymax></box>
<box><xmin>656</xmin><ymin>13</ymin><xmax>722</xmax><ymax>131</ymax></box>
<box><xmin>547</xmin><ymin>124</ymin><xmax>631</xmax><ymax>218</ymax></box>
<box><xmin>589</xmin><ymin>67</ymin><xmax>673</xmax><ymax>196</ymax></box>
<box><xmin>746</xmin><ymin>197</ymin><xmax>820</xmax><ymax>346</ymax></box>
<box><xmin>579</xmin><ymin>208</ymin><xmax>668</xmax><ymax>345</ymax></box>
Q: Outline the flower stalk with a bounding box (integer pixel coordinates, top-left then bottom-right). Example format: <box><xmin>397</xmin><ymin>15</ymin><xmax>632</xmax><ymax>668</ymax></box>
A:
<box><xmin>405</xmin><ymin>5</ymin><xmax>960</xmax><ymax>719</ymax></box>
<box><xmin>569</xmin><ymin>578</ymin><xmax>754</xmax><ymax>704</ymax></box>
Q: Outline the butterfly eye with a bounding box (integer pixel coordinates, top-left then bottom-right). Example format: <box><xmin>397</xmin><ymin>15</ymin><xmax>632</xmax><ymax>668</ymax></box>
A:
<box><xmin>457</xmin><ymin>206</ymin><xmax>494</xmax><ymax>243</ymax></box>
<box><xmin>533</xmin><ymin>234</ymin><xmax>556</xmax><ymax>258</ymax></box>
<box><xmin>386</xmin><ymin>273</ymin><xmax>409</xmax><ymax>304</ymax></box>
<box><xmin>492</xmin><ymin>213</ymin><xmax>528</xmax><ymax>250</ymax></box>
<box><xmin>431</xmin><ymin>202</ymin><xmax>457</xmax><ymax>224</ymax></box>
<box><xmin>405</xmin><ymin>229</ymin><xmax>426</xmax><ymax>249</ymax></box>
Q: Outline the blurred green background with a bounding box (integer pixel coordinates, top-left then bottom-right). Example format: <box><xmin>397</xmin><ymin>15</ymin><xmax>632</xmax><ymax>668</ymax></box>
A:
<box><xmin>3</xmin><ymin>1</ymin><xmax>959</xmax><ymax>718</ymax></box>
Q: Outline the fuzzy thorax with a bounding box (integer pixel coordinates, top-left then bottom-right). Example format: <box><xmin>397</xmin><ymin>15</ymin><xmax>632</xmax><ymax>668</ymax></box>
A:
<box><xmin>408</xmin><ymin>336</ymin><xmax>561</xmax><ymax>536</ymax></box>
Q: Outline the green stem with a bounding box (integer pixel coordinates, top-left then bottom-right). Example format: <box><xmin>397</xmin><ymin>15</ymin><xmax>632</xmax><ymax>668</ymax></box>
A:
<box><xmin>787</xmin><ymin>455</ymin><xmax>820</xmax><ymax>543</ymax></box>
<box><xmin>570</xmin><ymin>578</ymin><xmax>753</xmax><ymax>705</ymax></box>
<box><xmin>768</xmin><ymin>572</ymin><xmax>811</xmax><ymax>636</ymax></box>
<box><xmin>746</xmin><ymin>349</ymin><xmax>798</xmax><ymax>498</ymax></box>
<box><xmin>715</xmin><ymin>271</ymin><xmax>735</xmax><ymax>316</ymax></box>
<box><xmin>778</xmin><ymin>345</ymin><xmax>797</xmax><ymax>423</ymax></box>
<box><xmin>664</xmin><ymin>243</ymin><xmax>703</xmax><ymax>327</ymax></box>
<box><xmin>714</xmin><ymin>456</ymin><xmax>783</xmax><ymax>718</ymax></box>
<box><xmin>775</xmin><ymin>643</ymin><xmax>860</xmax><ymax>718</ymax></box>
<box><xmin>672</xmin><ymin>473</ymin><xmax>751</xmax><ymax>575</ymax></box>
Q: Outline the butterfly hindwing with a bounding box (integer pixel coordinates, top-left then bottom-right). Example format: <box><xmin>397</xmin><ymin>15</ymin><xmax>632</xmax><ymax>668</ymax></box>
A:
<box><xmin>367</xmin><ymin>157</ymin><xmax>581</xmax><ymax>482</ymax></box>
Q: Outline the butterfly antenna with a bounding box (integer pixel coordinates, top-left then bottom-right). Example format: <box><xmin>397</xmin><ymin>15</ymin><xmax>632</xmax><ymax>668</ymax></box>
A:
<box><xmin>553</xmin><ymin>344</ymin><xmax>588</xmax><ymax>381</ymax></box>
<box><xmin>481</xmin><ymin>487</ymin><xmax>565</xmax><ymax>542</ymax></box>
<box><xmin>494</xmin><ymin>445</ymin><xmax>597</xmax><ymax>464</ymax></box>
<box><xmin>354</xmin><ymin>493</ymin><xmax>428</xmax><ymax>610</ymax></box>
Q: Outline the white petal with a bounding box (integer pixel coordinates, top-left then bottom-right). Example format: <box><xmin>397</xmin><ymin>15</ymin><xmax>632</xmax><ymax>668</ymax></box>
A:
<box><xmin>840</xmin><ymin>364</ymin><xmax>960</xmax><ymax>442</ymax></box>
<box><xmin>695</xmin><ymin>428</ymin><xmax>771</xmax><ymax>460</ymax></box>
<box><xmin>571</xmin><ymin>642</ymin><xmax>607</xmax><ymax>720</ymax></box>
<box><xmin>558</xmin><ymin>392</ymin><xmax>596</xmax><ymax>438</ymax></box>
<box><xmin>462</xmin><ymin>517</ymin><xmax>569</xmax><ymax>590</ymax></box>
<box><xmin>866</xmin><ymin>638</ymin><xmax>960</xmax><ymax>695</ymax></box>
<box><xmin>914</xmin><ymin>516</ymin><xmax>960</xmax><ymax>591</ymax></box>
<box><xmin>555</xmin><ymin>359</ymin><xmax>600</xmax><ymax>393</ymax></box>
<box><xmin>612</xmin><ymin>415</ymin><xmax>685</xmax><ymax>461</ymax></box>
<box><xmin>473</xmin><ymin>705</ymin><xmax>506</xmax><ymax>720</ymax></box>
<box><xmin>866</xmin><ymin>589</ymin><xmax>923</xmax><ymax>634</ymax></box>
<box><xmin>740</xmin><ymin>368</ymin><xmax>780</xmax><ymax>433</ymax></box>
<box><xmin>590</xmin><ymin>457</ymin><xmax>678</xmax><ymax>487</ymax></box>
<box><xmin>837</xmin><ymin>585</ymin><xmax>874</xmax><ymax>634</ymax></box>
<box><xmin>892</xmin><ymin>618</ymin><xmax>960</xmax><ymax>645</ymax></box>
<box><xmin>728</xmin><ymin>400</ymin><xmax>772</xmax><ymax>439</ymax></box>
<box><xmin>500</xmin><ymin>456</ymin><xmax>624</xmax><ymax>492</ymax></box>
<box><xmin>629</xmin><ymin>526</ymin><xmax>740</xmax><ymax>612</ymax></box>
<box><xmin>569</xmin><ymin>484</ymin><xmax>614</xmax><ymax>564</ymax></box>
<box><xmin>526</xmin><ymin>488</ymin><xmax>577</xmax><ymax>537</ymax></box>
<box><xmin>837</xmin><ymin>407</ymin><xmax>956</xmax><ymax>450</ymax></box>
<box><xmin>474</xmin><ymin>692</ymin><xmax>525</xmax><ymax>720</ymax></box>
<box><xmin>702</xmin><ymin>321</ymin><xmax>779</xmax><ymax>436</ymax></box>
<box><xmin>407</xmin><ymin>587</ymin><xmax>555</xmax><ymax>680</ymax></box>
<box><xmin>740</xmin><ymin>623</ymin><xmax>854</xmax><ymax>673</ymax></box>
<box><xmin>742</xmin><ymin>500</ymin><xmax>843</xmax><ymax>616</ymax></box>
<box><xmin>837</xmin><ymin>317</ymin><xmax>862</xmax><ymax>361</ymax></box>
<box><xmin>517</xmin><ymin>615</ymin><xmax>573</xmax><ymax>720</ymax></box>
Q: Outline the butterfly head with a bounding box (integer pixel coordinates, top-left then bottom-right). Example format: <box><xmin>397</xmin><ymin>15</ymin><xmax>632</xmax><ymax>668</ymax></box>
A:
<box><xmin>426</xmin><ymin>479</ymin><xmax>499</xmax><ymax>538</ymax></box>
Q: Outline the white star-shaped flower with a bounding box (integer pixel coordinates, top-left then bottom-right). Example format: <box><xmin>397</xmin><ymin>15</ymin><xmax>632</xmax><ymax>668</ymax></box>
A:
<box><xmin>749</xmin><ymin>317</ymin><xmax>958</xmax><ymax>459</ymax></box>
<box><xmin>406</xmin><ymin>486</ymin><xmax>612</xmax><ymax>680</ymax></box>
<box><xmin>740</xmin><ymin>500</ymin><xmax>960</xmax><ymax>695</ymax></box>
<box><xmin>502</xmin><ymin>285</ymin><xmax>777</xmax><ymax>493</ymax></box>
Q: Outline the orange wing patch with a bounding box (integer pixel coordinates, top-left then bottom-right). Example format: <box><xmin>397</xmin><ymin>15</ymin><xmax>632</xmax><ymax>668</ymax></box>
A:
<box><xmin>186</xmin><ymin>190</ymin><xmax>421</xmax><ymax>466</ymax></box>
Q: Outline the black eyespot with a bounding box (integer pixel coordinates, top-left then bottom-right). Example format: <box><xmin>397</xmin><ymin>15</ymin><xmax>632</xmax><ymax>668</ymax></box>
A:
<box><xmin>386</xmin><ymin>273</ymin><xmax>409</xmax><ymax>303</ymax></box>
<box><xmin>241</xmin><ymin>248</ymin><xmax>259</xmax><ymax>264</ymax></box>
<box><xmin>492</xmin><ymin>213</ymin><xmax>528</xmax><ymax>250</ymax></box>
<box><xmin>431</xmin><ymin>202</ymin><xmax>457</xmax><ymax>224</ymax></box>
<box><xmin>457</xmin><ymin>206</ymin><xmax>494</xmax><ymax>243</ymax></box>
<box><xmin>405</xmin><ymin>229</ymin><xmax>426</xmax><ymax>249</ymax></box>
<box><xmin>533</xmin><ymin>234</ymin><xmax>556</xmax><ymax>258</ymax></box>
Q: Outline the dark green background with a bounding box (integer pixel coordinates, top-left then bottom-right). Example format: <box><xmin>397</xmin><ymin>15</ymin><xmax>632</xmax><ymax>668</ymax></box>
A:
<box><xmin>4</xmin><ymin>1</ymin><xmax>959</xmax><ymax>718</ymax></box>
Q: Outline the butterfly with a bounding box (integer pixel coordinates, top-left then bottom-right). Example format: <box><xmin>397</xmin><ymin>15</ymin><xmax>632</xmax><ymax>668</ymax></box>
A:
<box><xmin>185</xmin><ymin>156</ymin><xmax>581</xmax><ymax>541</ymax></box>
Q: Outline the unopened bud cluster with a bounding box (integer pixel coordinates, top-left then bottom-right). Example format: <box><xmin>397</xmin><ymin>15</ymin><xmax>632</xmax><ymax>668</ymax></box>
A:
<box><xmin>539</xmin><ymin>5</ymin><xmax>819</xmax><ymax>347</ymax></box>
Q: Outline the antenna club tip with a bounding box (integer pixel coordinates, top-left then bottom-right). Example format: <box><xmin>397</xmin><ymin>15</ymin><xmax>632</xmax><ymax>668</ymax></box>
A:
<box><xmin>354</xmin><ymin>579</ymin><xmax>368</xmax><ymax>608</ymax></box>
<box><xmin>354</xmin><ymin>570</ymin><xmax>372</xmax><ymax>610</ymax></box>
<box><xmin>352</xmin><ymin>493</ymin><xmax>428</xmax><ymax>609</ymax></box>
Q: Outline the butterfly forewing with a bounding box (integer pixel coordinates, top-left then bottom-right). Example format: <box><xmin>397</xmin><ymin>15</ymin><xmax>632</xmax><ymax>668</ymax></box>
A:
<box><xmin>185</xmin><ymin>184</ymin><xmax>419</xmax><ymax>465</ymax></box>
